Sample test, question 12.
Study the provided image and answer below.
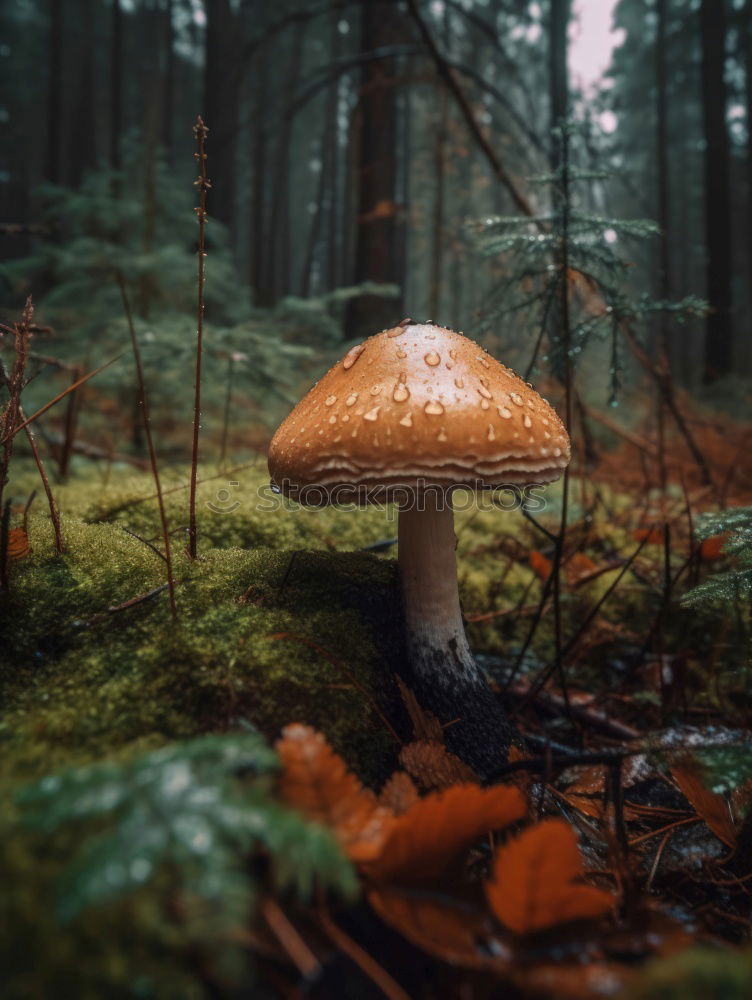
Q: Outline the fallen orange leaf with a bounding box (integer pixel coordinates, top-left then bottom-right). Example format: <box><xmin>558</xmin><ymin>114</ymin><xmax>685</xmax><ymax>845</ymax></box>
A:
<box><xmin>378</xmin><ymin>772</ymin><xmax>419</xmax><ymax>815</ymax></box>
<box><xmin>276</xmin><ymin>724</ymin><xmax>395</xmax><ymax>862</ymax></box>
<box><xmin>365</xmin><ymin>783</ymin><xmax>526</xmax><ymax>885</ymax></box>
<box><xmin>564</xmin><ymin>552</ymin><xmax>598</xmax><ymax>585</ymax></box>
<box><xmin>368</xmin><ymin>889</ymin><xmax>510</xmax><ymax>970</ymax></box>
<box><xmin>398</xmin><ymin>740</ymin><xmax>477</xmax><ymax>791</ymax></box>
<box><xmin>486</xmin><ymin>818</ymin><xmax>616</xmax><ymax>935</ymax></box>
<box><xmin>529</xmin><ymin>549</ymin><xmax>553</xmax><ymax>581</ymax></box>
<box><xmin>6</xmin><ymin>527</ymin><xmax>29</xmax><ymax>561</ymax></box>
<box><xmin>632</xmin><ymin>527</ymin><xmax>663</xmax><ymax>545</ymax></box>
<box><xmin>698</xmin><ymin>534</ymin><xmax>726</xmax><ymax>561</ymax></box>
<box><xmin>671</xmin><ymin>762</ymin><xmax>737</xmax><ymax>848</ymax></box>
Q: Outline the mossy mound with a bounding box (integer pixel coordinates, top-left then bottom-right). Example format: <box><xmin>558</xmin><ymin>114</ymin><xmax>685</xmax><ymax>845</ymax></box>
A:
<box><xmin>0</xmin><ymin>462</ymin><xmax>708</xmax><ymax>996</ymax></box>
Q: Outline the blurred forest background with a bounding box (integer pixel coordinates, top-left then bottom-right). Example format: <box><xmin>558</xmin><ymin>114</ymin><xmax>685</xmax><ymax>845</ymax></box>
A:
<box><xmin>1</xmin><ymin>0</ymin><xmax>751</xmax><ymax>454</ymax></box>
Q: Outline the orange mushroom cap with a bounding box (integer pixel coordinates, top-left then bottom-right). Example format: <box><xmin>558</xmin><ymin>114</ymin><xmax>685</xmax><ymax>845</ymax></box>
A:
<box><xmin>268</xmin><ymin>321</ymin><xmax>570</xmax><ymax>502</ymax></box>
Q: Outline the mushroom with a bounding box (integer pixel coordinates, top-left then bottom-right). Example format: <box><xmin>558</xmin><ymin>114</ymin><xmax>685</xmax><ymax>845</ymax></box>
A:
<box><xmin>268</xmin><ymin>321</ymin><xmax>570</xmax><ymax>776</ymax></box>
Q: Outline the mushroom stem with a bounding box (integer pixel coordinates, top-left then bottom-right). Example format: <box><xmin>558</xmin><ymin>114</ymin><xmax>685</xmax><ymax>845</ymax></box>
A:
<box><xmin>397</xmin><ymin>490</ymin><xmax>516</xmax><ymax>777</ymax></box>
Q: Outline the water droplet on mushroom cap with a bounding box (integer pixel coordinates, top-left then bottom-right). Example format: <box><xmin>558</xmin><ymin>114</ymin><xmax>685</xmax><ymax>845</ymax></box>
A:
<box><xmin>424</xmin><ymin>351</ymin><xmax>441</xmax><ymax>367</ymax></box>
<box><xmin>393</xmin><ymin>384</ymin><xmax>410</xmax><ymax>402</ymax></box>
<box><xmin>343</xmin><ymin>343</ymin><xmax>365</xmax><ymax>370</ymax></box>
<box><xmin>424</xmin><ymin>400</ymin><xmax>444</xmax><ymax>415</ymax></box>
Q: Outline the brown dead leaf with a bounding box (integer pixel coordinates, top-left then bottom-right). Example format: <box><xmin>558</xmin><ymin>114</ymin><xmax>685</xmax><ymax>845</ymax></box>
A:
<box><xmin>398</xmin><ymin>740</ymin><xmax>477</xmax><ymax>791</ymax></box>
<box><xmin>564</xmin><ymin>552</ymin><xmax>599</xmax><ymax>586</ymax></box>
<box><xmin>396</xmin><ymin>677</ymin><xmax>443</xmax><ymax>742</ymax></box>
<box><xmin>368</xmin><ymin>888</ymin><xmax>511</xmax><ymax>970</ymax></box>
<box><xmin>379</xmin><ymin>772</ymin><xmax>419</xmax><ymax>815</ymax></box>
<box><xmin>360</xmin><ymin>198</ymin><xmax>398</xmax><ymax>222</ymax></box>
<box><xmin>698</xmin><ymin>534</ymin><xmax>727</xmax><ymax>561</ymax></box>
<box><xmin>633</xmin><ymin>527</ymin><xmax>664</xmax><ymax>545</ymax></box>
<box><xmin>486</xmin><ymin>818</ymin><xmax>616</xmax><ymax>935</ymax></box>
<box><xmin>529</xmin><ymin>549</ymin><xmax>553</xmax><ymax>581</ymax></box>
<box><xmin>671</xmin><ymin>761</ymin><xmax>737</xmax><ymax>847</ymax></box>
<box><xmin>276</xmin><ymin>724</ymin><xmax>395</xmax><ymax>862</ymax></box>
<box><xmin>6</xmin><ymin>526</ymin><xmax>29</xmax><ymax>561</ymax></box>
<box><xmin>365</xmin><ymin>783</ymin><xmax>526</xmax><ymax>885</ymax></box>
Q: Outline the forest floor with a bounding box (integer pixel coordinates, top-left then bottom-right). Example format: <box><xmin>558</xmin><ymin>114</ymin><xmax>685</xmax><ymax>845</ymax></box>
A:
<box><xmin>1</xmin><ymin>397</ymin><xmax>751</xmax><ymax>999</ymax></box>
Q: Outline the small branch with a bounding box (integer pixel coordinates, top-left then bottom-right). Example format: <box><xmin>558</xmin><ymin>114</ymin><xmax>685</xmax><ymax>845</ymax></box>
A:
<box><xmin>405</xmin><ymin>0</ymin><xmax>534</xmax><ymax>217</ymax></box>
<box><xmin>1</xmin><ymin>354</ymin><xmax>123</xmax><ymax>444</ymax></box>
<box><xmin>72</xmin><ymin>581</ymin><xmax>179</xmax><ymax>629</ymax></box>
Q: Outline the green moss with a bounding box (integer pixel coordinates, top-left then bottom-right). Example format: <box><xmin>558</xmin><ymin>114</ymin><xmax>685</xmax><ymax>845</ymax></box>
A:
<box><xmin>0</xmin><ymin>462</ymin><xmax>724</xmax><ymax>994</ymax></box>
<box><xmin>624</xmin><ymin>948</ymin><xmax>752</xmax><ymax>1000</ymax></box>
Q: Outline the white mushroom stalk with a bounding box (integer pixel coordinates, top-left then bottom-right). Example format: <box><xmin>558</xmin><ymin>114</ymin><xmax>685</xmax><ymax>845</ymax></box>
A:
<box><xmin>398</xmin><ymin>489</ymin><xmax>517</xmax><ymax>776</ymax></box>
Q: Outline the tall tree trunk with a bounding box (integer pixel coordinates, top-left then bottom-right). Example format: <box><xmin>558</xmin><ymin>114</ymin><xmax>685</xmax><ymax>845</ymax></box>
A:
<box><xmin>548</xmin><ymin>0</ymin><xmax>570</xmax><ymax>166</ymax></box>
<box><xmin>655</xmin><ymin>0</ymin><xmax>671</xmax><ymax>322</ymax></box>
<box><xmin>655</xmin><ymin>0</ymin><xmax>671</xmax><ymax>491</ymax></box>
<box><xmin>110</xmin><ymin>0</ymin><xmax>122</xmax><ymax>170</ymax></box>
<box><xmin>266</xmin><ymin>23</ymin><xmax>304</xmax><ymax>302</ymax></box>
<box><xmin>345</xmin><ymin>1</ymin><xmax>406</xmax><ymax>339</ymax></box>
<box><xmin>46</xmin><ymin>0</ymin><xmax>63</xmax><ymax>183</ymax></box>
<box><xmin>429</xmin><ymin>89</ymin><xmax>447</xmax><ymax>320</ymax></box>
<box><xmin>204</xmin><ymin>0</ymin><xmax>242</xmax><ymax>240</ymax></box>
<box><xmin>742</xmin><ymin>3</ymin><xmax>752</xmax><ymax>374</ymax></box>
<box><xmin>325</xmin><ymin>18</ymin><xmax>343</xmax><ymax>292</ymax></box>
<box><xmin>249</xmin><ymin>47</ymin><xmax>269</xmax><ymax>302</ymax></box>
<box><xmin>428</xmin><ymin>5</ymin><xmax>449</xmax><ymax>320</ymax></box>
<box><xmin>163</xmin><ymin>0</ymin><xmax>175</xmax><ymax>162</ymax></box>
<box><xmin>68</xmin><ymin>0</ymin><xmax>97</xmax><ymax>187</ymax></box>
<box><xmin>699</xmin><ymin>0</ymin><xmax>733</xmax><ymax>382</ymax></box>
<box><xmin>302</xmin><ymin>16</ymin><xmax>340</xmax><ymax>302</ymax></box>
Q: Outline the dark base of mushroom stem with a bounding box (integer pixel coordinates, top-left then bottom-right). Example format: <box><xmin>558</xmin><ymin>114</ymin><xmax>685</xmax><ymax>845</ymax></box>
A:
<box><xmin>399</xmin><ymin>634</ymin><xmax>517</xmax><ymax>779</ymax></box>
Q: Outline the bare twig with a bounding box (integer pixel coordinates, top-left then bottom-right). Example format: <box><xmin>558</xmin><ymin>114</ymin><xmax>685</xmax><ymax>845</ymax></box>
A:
<box><xmin>117</xmin><ymin>274</ymin><xmax>177</xmax><ymax>619</ymax></box>
<box><xmin>0</xmin><ymin>298</ymin><xmax>65</xmax><ymax>559</ymax></box>
<box><xmin>1</xmin><ymin>353</ymin><xmax>123</xmax><ymax>444</ymax></box>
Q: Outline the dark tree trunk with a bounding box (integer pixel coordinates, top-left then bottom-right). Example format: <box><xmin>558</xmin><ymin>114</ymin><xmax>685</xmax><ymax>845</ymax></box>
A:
<box><xmin>742</xmin><ymin>2</ymin><xmax>752</xmax><ymax>374</ymax></box>
<box><xmin>345</xmin><ymin>1</ymin><xmax>406</xmax><ymax>339</ymax></box>
<box><xmin>655</xmin><ymin>0</ymin><xmax>671</xmax><ymax>316</ymax></box>
<box><xmin>68</xmin><ymin>0</ymin><xmax>97</xmax><ymax>187</ymax></box>
<box><xmin>699</xmin><ymin>0</ymin><xmax>733</xmax><ymax>382</ymax></box>
<box><xmin>110</xmin><ymin>0</ymin><xmax>122</xmax><ymax>170</ymax></box>
<box><xmin>428</xmin><ymin>2</ymin><xmax>451</xmax><ymax>320</ymax></box>
<box><xmin>163</xmin><ymin>0</ymin><xmax>175</xmax><ymax>162</ymax></box>
<box><xmin>45</xmin><ymin>0</ymin><xmax>63</xmax><ymax>184</ymax></box>
<box><xmin>266</xmin><ymin>23</ymin><xmax>304</xmax><ymax>302</ymax></box>
<box><xmin>249</xmin><ymin>47</ymin><xmax>269</xmax><ymax>303</ymax></box>
<box><xmin>655</xmin><ymin>0</ymin><xmax>671</xmax><ymax>489</ymax></box>
<box><xmin>548</xmin><ymin>0</ymin><xmax>570</xmax><ymax>166</ymax></box>
<box><xmin>204</xmin><ymin>0</ymin><xmax>242</xmax><ymax>240</ymax></box>
<box><xmin>302</xmin><ymin>15</ymin><xmax>340</xmax><ymax>302</ymax></box>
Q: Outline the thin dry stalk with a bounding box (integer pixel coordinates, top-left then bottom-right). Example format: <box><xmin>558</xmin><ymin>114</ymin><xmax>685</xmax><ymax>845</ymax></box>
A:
<box><xmin>19</xmin><ymin>402</ymin><xmax>65</xmax><ymax>553</ymax></box>
<box><xmin>0</xmin><ymin>298</ymin><xmax>65</xmax><ymax>570</ymax></box>
<box><xmin>188</xmin><ymin>116</ymin><xmax>210</xmax><ymax>560</ymax></box>
<box><xmin>117</xmin><ymin>274</ymin><xmax>177</xmax><ymax>619</ymax></box>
